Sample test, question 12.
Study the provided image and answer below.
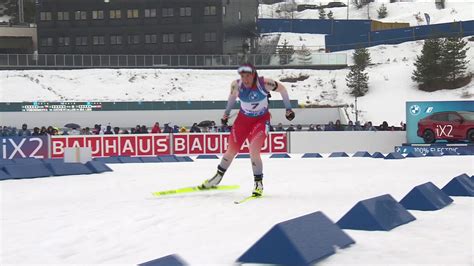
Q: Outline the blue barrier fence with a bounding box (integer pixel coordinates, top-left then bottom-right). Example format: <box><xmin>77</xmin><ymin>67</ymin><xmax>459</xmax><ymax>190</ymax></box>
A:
<box><xmin>258</xmin><ymin>18</ymin><xmax>371</xmax><ymax>35</ymax></box>
<box><xmin>326</xmin><ymin>20</ymin><xmax>474</xmax><ymax>52</ymax></box>
<box><xmin>257</xmin><ymin>19</ymin><xmax>474</xmax><ymax>52</ymax></box>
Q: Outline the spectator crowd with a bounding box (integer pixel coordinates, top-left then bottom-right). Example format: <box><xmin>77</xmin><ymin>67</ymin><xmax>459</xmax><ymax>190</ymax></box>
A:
<box><xmin>273</xmin><ymin>120</ymin><xmax>406</xmax><ymax>132</ymax></box>
<box><xmin>1</xmin><ymin>120</ymin><xmax>406</xmax><ymax>137</ymax></box>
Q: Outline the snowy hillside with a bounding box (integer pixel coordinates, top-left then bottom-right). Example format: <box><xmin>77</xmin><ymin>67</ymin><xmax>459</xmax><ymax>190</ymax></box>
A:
<box><xmin>274</xmin><ymin>32</ymin><xmax>327</xmax><ymax>50</ymax></box>
<box><xmin>1</xmin><ymin>39</ymin><xmax>472</xmax><ymax>125</ymax></box>
<box><xmin>260</xmin><ymin>0</ymin><xmax>474</xmax><ymax>25</ymax></box>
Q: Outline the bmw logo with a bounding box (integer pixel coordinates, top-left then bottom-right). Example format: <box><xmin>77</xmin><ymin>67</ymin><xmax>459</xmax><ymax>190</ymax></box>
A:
<box><xmin>249</xmin><ymin>91</ymin><xmax>258</xmax><ymax>100</ymax></box>
<box><xmin>410</xmin><ymin>105</ymin><xmax>421</xmax><ymax>116</ymax></box>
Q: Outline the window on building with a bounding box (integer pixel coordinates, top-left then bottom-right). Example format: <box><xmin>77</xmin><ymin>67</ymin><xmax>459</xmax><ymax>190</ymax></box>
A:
<box><xmin>57</xmin><ymin>12</ymin><xmax>69</xmax><ymax>21</ymax></box>
<box><xmin>145</xmin><ymin>34</ymin><xmax>157</xmax><ymax>44</ymax></box>
<box><xmin>162</xmin><ymin>33</ymin><xmax>175</xmax><ymax>43</ymax></box>
<box><xmin>144</xmin><ymin>9</ymin><xmax>157</xmax><ymax>18</ymax></box>
<box><xmin>92</xmin><ymin>10</ymin><xmax>104</xmax><ymax>20</ymax></box>
<box><xmin>40</xmin><ymin>12</ymin><xmax>52</xmax><ymax>21</ymax></box>
<box><xmin>180</xmin><ymin>33</ymin><xmax>192</xmax><ymax>43</ymax></box>
<box><xmin>93</xmin><ymin>36</ymin><xmax>105</xmax><ymax>45</ymax></box>
<box><xmin>127</xmin><ymin>9</ymin><xmax>139</xmax><ymax>18</ymax></box>
<box><xmin>40</xmin><ymin>37</ymin><xmax>53</xmax><ymax>47</ymax></box>
<box><xmin>204</xmin><ymin>32</ymin><xmax>217</xmax><ymax>42</ymax></box>
<box><xmin>74</xmin><ymin>11</ymin><xmax>87</xmax><ymax>20</ymax></box>
<box><xmin>162</xmin><ymin>8</ymin><xmax>174</xmax><ymax>17</ymax></box>
<box><xmin>204</xmin><ymin>6</ymin><xmax>217</xmax><ymax>16</ymax></box>
<box><xmin>109</xmin><ymin>10</ymin><xmax>121</xmax><ymax>19</ymax></box>
<box><xmin>110</xmin><ymin>35</ymin><xmax>123</xmax><ymax>45</ymax></box>
<box><xmin>223</xmin><ymin>6</ymin><xmax>226</xmax><ymax>16</ymax></box>
<box><xmin>58</xmin><ymin>37</ymin><xmax>70</xmax><ymax>46</ymax></box>
<box><xmin>238</xmin><ymin>11</ymin><xmax>242</xmax><ymax>21</ymax></box>
<box><xmin>128</xmin><ymin>35</ymin><xmax>140</xmax><ymax>44</ymax></box>
<box><xmin>180</xmin><ymin>7</ymin><xmax>192</xmax><ymax>17</ymax></box>
<box><xmin>75</xmin><ymin>36</ymin><xmax>88</xmax><ymax>46</ymax></box>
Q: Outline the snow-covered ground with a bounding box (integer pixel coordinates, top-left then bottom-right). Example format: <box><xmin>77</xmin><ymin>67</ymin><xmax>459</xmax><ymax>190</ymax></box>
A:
<box><xmin>260</xmin><ymin>0</ymin><xmax>474</xmax><ymax>25</ymax></box>
<box><xmin>0</xmin><ymin>155</ymin><xmax>472</xmax><ymax>265</ymax></box>
<box><xmin>1</xmin><ymin>40</ymin><xmax>472</xmax><ymax>125</ymax></box>
<box><xmin>0</xmin><ymin>1</ymin><xmax>472</xmax><ymax>125</ymax></box>
<box><xmin>277</xmin><ymin>32</ymin><xmax>327</xmax><ymax>50</ymax></box>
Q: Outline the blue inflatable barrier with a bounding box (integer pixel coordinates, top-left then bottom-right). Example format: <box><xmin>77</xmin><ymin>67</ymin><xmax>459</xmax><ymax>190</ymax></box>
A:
<box><xmin>0</xmin><ymin>159</ymin><xmax>16</xmax><ymax>165</ymax></box>
<box><xmin>42</xmin><ymin>159</ymin><xmax>64</xmax><ymax>164</ymax></box>
<box><xmin>139</xmin><ymin>254</ymin><xmax>187</xmax><ymax>266</ymax></box>
<box><xmin>353</xmin><ymin>151</ymin><xmax>372</xmax><ymax>157</ymax></box>
<box><xmin>117</xmin><ymin>156</ymin><xmax>143</xmax><ymax>163</ymax></box>
<box><xmin>158</xmin><ymin>155</ymin><xmax>179</xmax><ymax>162</ymax></box>
<box><xmin>442</xmin><ymin>150</ymin><xmax>459</xmax><ymax>156</ymax></box>
<box><xmin>270</xmin><ymin>153</ymin><xmax>291</xmax><ymax>158</ymax></box>
<box><xmin>371</xmin><ymin>152</ymin><xmax>385</xmax><ymax>158</ymax></box>
<box><xmin>196</xmin><ymin>154</ymin><xmax>219</xmax><ymax>159</ymax></box>
<box><xmin>405</xmin><ymin>151</ymin><xmax>424</xmax><ymax>158</ymax></box>
<box><xmin>400</xmin><ymin>182</ymin><xmax>453</xmax><ymax>211</ymax></box>
<box><xmin>458</xmin><ymin>150</ymin><xmax>474</xmax><ymax>156</ymax></box>
<box><xmin>85</xmin><ymin>161</ymin><xmax>113</xmax><ymax>173</ymax></box>
<box><xmin>0</xmin><ymin>169</ymin><xmax>11</xmax><ymax>180</ymax></box>
<box><xmin>329</xmin><ymin>152</ymin><xmax>349</xmax><ymax>158</ymax></box>
<box><xmin>46</xmin><ymin>163</ymin><xmax>94</xmax><ymax>176</ymax></box>
<box><xmin>94</xmin><ymin>157</ymin><xmax>122</xmax><ymax>164</ymax></box>
<box><xmin>337</xmin><ymin>194</ymin><xmax>416</xmax><ymax>231</ymax></box>
<box><xmin>302</xmin><ymin>153</ymin><xmax>323</xmax><ymax>158</ymax></box>
<box><xmin>441</xmin><ymin>174</ymin><xmax>474</xmax><ymax>197</ymax></box>
<box><xmin>176</xmin><ymin>156</ymin><xmax>193</xmax><ymax>162</ymax></box>
<box><xmin>3</xmin><ymin>164</ymin><xmax>53</xmax><ymax>179</ymax></box>
<box><xmin>13</xmin><ymin>158</ymin><xmax>44</xmax><ymax>165</ymax></box>
<box><xmin>237</xmin><ymin>211</ymin><xmax>355</xmax><ymax>265</ymax></box>
<box><xmin>236</xmin><ymin>154</ymin><xmax>251</xmax><ymax>159</ymax></box>
<box><xmin>139</xmin><ymin>157</ymin><xmax>162</xmax><ymax>163</ymax></box>
<box><xmin>426</xmin><ymin>151</ymin><xmax>443</xmax><ymax>157</ymax></box>
<box><xmin>384</xmin><ymin>152</ymin><xmax>405</xmax><ymax>160</ymax></box>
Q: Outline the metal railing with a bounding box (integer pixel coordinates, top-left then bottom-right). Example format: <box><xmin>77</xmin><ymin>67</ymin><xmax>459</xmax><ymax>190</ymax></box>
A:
<box><xmin>0</xmin><ymin>52</ymin><xmax>347</xmax><ymax>68</ymax></box>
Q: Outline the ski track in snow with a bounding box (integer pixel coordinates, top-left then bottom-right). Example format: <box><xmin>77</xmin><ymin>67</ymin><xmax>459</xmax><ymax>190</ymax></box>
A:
<box><xmin>0</xmin><ymin>155</ymin><xmax>472</xmax><ymax>265</ymax></box>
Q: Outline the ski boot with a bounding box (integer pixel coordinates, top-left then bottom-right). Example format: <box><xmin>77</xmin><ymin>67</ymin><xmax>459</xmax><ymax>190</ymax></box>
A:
<box><xmin>199</xmin><ymin>166</ymin><xmax>226</xmax><ymax>190</ymax></box>
<box><xmin>252</xmin><ymin>175</ymin><xmax>264</xmax><ymax>197</ymax></box>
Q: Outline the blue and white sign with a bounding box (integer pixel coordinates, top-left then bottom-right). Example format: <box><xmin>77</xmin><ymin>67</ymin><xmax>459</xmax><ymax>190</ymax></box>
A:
<box><xmin>395</xmin><ymin>144</ymin><xmax>474</xmax><ymax>155</ymax></box>
<box><xmin>0</xmin><ymin>136</ymin><xmax>49</xmax><ymax>159</ymax></box>
<box><xmin>406</xmin><ymin>101</ymin><xmax>474</xmax><ymax>144</ymax></box>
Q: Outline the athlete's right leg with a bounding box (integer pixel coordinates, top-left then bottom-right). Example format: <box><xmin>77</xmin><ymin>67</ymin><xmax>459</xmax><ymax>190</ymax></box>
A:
<box><xmin>200</xmin><ymin>113</ymin><xmax>251</xmax><ymax>188</ymax></box>
<box><xmin>219</xmin><ymin>123</ymin><xmax>246</xmax><ymax>169</ymax></box>
<box><xmin>200</xmin><ymin>142</ymin><xmax>240</xmax><ymax>188</ymax></box>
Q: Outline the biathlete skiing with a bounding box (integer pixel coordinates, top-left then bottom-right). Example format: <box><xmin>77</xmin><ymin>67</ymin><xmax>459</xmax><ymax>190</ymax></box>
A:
<box><xmin>199</xmin><ymin>63</ymin><xmax>295</xmax><ymax>197</ymax></box>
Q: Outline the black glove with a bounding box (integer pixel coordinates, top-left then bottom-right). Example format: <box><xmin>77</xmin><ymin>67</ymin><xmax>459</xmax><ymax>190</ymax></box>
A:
<box><xmin>221</xmin><ymin>114</ymin><xmax>229</xmax><ymax>125</ymax></box>
<box><xmin>285</xmin><ymin>109</ymin><xmax>295</xmax><ymax>121</ymax></box>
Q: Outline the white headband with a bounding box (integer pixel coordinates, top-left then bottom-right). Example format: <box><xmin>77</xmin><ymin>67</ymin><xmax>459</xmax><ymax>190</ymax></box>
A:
<box><xmin>237</xmin><ymin>66</ymin><xmax>254</xmax><ymax>74</ymax></box>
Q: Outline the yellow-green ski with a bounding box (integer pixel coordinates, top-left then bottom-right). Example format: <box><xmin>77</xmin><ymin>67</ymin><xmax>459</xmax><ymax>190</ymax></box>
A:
<box><xmin>234</xmin><ymin>195</ymin><xmax>262</xmax><ymax>204</ymax></box>
<box><xmin>152</xmin><ymin>185</ymin><xmax>240</xmax><ymax>197</ymax></box>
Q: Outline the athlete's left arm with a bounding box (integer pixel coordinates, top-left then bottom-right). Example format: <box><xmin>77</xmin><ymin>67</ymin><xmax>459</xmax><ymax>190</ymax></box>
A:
<box><xmin>263</xmin><ymin>78</ymin><xmax>292</xmax><ymax>111</ymax></box>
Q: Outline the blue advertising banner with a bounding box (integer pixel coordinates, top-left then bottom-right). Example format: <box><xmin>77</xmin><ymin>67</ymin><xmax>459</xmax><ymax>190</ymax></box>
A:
<box><xmin>395</xmin><ymin>144</ymin><xmax>474</xmax><ymax>155</ymax></box>
<box><xmin>406</xmin><ymin>101</ymin><xmax>474</xmax><ymax>144</ymax></box>
<box><xmin>0</xmin><ymin>136</ymin><xmax>49</xmax><ymax>159</ymax></box>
